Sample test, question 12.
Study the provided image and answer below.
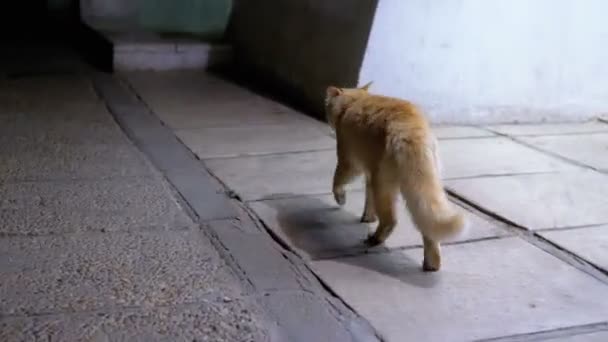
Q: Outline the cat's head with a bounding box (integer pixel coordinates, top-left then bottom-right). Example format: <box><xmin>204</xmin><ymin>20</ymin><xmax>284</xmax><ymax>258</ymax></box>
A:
<box><xmin>324</xmin><ymin>82</ymin><xmax>373</xmax><ymax>128</ymax></box>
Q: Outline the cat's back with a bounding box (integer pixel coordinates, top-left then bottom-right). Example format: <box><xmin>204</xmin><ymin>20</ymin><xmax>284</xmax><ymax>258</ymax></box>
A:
<box><xmin>343</xmin><ymin>93</ymin><xmax>430</xmax><ymax>135</ymax></box>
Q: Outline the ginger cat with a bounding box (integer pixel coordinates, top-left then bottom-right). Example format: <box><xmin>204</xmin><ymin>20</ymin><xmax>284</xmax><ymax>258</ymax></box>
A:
<box><xmin>325</xmin><ymin>82</ymin><xmax>467</xmax><ymax>271</ymax></box>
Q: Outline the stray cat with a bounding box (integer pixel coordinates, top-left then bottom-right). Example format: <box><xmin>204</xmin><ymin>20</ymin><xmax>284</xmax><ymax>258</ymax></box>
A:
<box><xmin>325</xmin><ymin>82</ymin><xmax>467</xmax><ymax>271</ymax></box>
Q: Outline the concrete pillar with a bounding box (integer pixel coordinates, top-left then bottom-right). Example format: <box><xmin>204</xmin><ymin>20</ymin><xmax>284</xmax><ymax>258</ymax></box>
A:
<box><xmin>227</xmin><ymin>0</ymin><xmax>379</xmax><ymax>116</ymax></box>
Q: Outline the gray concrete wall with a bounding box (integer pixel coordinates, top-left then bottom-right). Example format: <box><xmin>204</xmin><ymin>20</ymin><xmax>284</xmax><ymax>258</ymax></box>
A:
<box><xmin>227</xmin><ymin>0</ymin><xmax>378</xmax><ymax>117</ymax></box>
<box><xmin>359</xmin><ymin>0</ymin><xmax>608</xmax><ymax>124</ymax></box>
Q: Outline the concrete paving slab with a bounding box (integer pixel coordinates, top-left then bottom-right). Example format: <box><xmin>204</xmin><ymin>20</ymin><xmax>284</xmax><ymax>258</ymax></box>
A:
<box><xmin>433</xmin><ymin>126</ymin><xmax>495</xmax><ymax>139</ymax></box>
<box><xmin>177</xmin><ymin>123</ymin><xmax>334</xmax><ymax>159</ymax></box>
<box><xmin>139</xmin><ymin>83</ymin><xmax>259</xmax><ymax>106</ymax></box>
<box><xmin>261</xmin><ymin>291</ymin><xmax>372</xmax><ymax>342</ymax></box>
<box><xmin>136</xmin><ymin>82</ymin><xmax>302</xmax><ymax>117</ymax></box>
<box><xmin>208</xmin><ymin>220</ymin><xmax>308</xmax><ymax>291</ymax></box>
<box><xmin>446</xmin><ymin>171</ymin><xmax>608</xmax><ymax>230</ymax></box>
<box><xmin>125</xmin><ymin>71</ymin><xmax>272</xmax><ymax>106</ymax></box>
<box><xmin>146</xmin><ymin>100</ymin><xmax>309</xmax><ymax>130</ymax></box>
<box><xmin>126</xmin><ymin>71</ymin><xmax>322</xmax><ymax>130</ymax></box>
<box><xmin>439</xmin><ymin>137</ymin><xmax>578</xmax><ymax>179</ymax></box>
<box><xmin>250</xmin><ymin>192</ymin><xmax>508</xmax><ymax>260</ymax></box>
<box><xmin>486</xmin><ymin>121</ymin><xmax>608</xmax><ymax>136</ymax></box>
<box><xmin>0</xmin><ymin>229</ymin><xmax>242</xmax><ymax>315</ymax></box>
<box><xmin>520</xmin><ymin>133</ymin><xmax>608</xmax><ymax>170</ymax></box>
<box><xmin>0</xmin><ymin>300</ymin><xmax>269</xmax><ymax>342</ymax></box>
<box><xmin>312</xmin><ymin>238</ymin><xmax>608</xmax><ymax>342</ymax></box>
<box><xmin>207</xmin><ymin>215</ymin><xmax>380</xmax><ymax>342</ymax></box>
<box><xmin>205</xmin><ymin>150</ymin><xmax>362</xmax><ymax>201</ymax></box>
<box><xmin>125</xmin><ymin>71</ymin><xmax>249</xmax><ymax>101</ymax></box>
<box><xmin>0</xmin><ymin>177</ymin><xmax>192</xmax><ymax>235</ymax></box>
<box><xmin>539</xmin><ymin>226</ymin><xmax>608</xmax><ymax>271</ymax></box>
<box><xmin>543</xmin><ymin>330</ymin><xmax>608</xmax><ymax>342</ymax></box>
<box><xmin>0</xmin><ymin>141</ymin><xmax>154</xmax><ymax>181</ymax></box>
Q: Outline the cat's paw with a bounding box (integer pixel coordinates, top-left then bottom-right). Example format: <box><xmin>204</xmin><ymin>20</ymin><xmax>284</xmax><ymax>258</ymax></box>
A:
<box><xmin>360</xmin><ymin>213</ymin><xmax>377</xmax><ymax>223</ymax></box>
<box><xmin>333</xmin><ymin>188</ymin><xmax>346</xmax><ymax>206</ymax></box>
<box><xmin>365</xmin><ymin>234</ymin><xmax>383</xmax><ymax>247</ymax></box>
<box><xmin>422</xmin><ymin>259</ymin><xmax>441</xmax><ymax>272</ymax></box>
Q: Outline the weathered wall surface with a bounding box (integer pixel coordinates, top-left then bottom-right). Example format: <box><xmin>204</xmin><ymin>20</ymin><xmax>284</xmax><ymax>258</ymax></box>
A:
<box><xmin>80</xmin><ymin>0</ymin><xmax>232</xmax><ymax>38</ymax></box>
<box><xmin>359</xmin><ymin>0</ymin><xmax>608</xmax><ymax>123</ymax></box>
<box><xmin>227</xmin><ymin>0</ymin><xmax>378</xmax><ymax>116</ymax></box>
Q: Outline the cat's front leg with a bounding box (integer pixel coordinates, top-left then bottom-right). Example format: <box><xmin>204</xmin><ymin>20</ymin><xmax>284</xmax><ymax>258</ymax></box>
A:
<box><xmin>332</xmin><ymin>163</ymin><xmax>348</xmax><ymax>206</ymax></box>
<box><xmin>333</xmin><ymin>186</ymin><xmax>346</xmax><ymax>206</ymax></box>
<box><xmin>332</xmin><ymin>160</ymin><xmax>360</xmax><ymax>206</ymax></box>
<box><xmin>365</xmin><ymin>177</ymin><xmax>397</xmax><ymax>246</ymax></box>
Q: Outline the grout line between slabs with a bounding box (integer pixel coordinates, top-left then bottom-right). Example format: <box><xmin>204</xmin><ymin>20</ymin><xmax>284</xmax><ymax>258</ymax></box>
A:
<box><xmin>199</xmin><ymin>147</ymin><xmax>337</xmax><ymax>161</ymax></box>
<box><xmin>482</xmin><ymin>120</ymin><xmax>608</xmax><ymax>138</ymax></box>
<box><xmin>485</xmin><ymin>130</ymin><xmax>608</xmax><ymax>137</ymax></box>
<box><xmin>311</xmin><ymin>235</ymin><xmax>509</xmax><ymax>262</ymax></box>
<box><xmin>446</xmin><ymin>189</ymin><xmax>608</xmax><ymax>284</ymax></box>
<box><xmin>474</xmin><ymin>321</ymin><xmax>608</xmax><ymax>342</ymax></box>
<box><xmin>436</xmin><ymin>135</ymin><xmax>496</xmax><ymax>140</ymax></box>
<box><xmin>489</xmin><ymin>130</ymin><xmax>606</xmax><ymax>175</ymax></box>
<box><xmin>534</xmin><ymin>223</ymin><xmax>608</xmax><ymax>233</ymax></box>
<box><xmin>243</xmin><ymin>168</ymin><xmax>559</xmax><ymax>203</ymax></box>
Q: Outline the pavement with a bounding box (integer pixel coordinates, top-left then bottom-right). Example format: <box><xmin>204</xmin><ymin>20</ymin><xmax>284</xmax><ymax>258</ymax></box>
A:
<box><xmin>0</xmin><ymin>46</ymin><xmax>377</xmax><ymax>342</ymax></box>
<box><xmin>2</xmin><ymin>45</ymin><xmax>608</xmax><ymax>342</ymax></box>
<box><xmin>120</xmin><ymin>71</ymin><xmax>608</xmax><ymax>342</ymax></box>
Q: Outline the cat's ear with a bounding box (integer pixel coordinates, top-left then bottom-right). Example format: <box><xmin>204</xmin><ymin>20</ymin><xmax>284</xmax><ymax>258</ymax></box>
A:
<box><xmin>359</xmin><ymin>81</ymin><xmax>373</xmax><ymax>91</ymax></box>
<box><xmin>326</xmin><ymin>86</ymin><xmax>343</xmax><ymax>98</ymax></box>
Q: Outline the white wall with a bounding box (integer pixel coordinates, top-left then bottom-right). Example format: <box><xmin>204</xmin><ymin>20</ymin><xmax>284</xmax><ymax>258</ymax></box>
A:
<box><xmin>359</xmin><ymin>0</ymin><xmax>608</xmax><ymax>123</ymax></box>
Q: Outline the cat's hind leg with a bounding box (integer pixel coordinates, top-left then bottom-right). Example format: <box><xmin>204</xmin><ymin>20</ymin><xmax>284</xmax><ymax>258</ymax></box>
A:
<box><xmin>366</xmin><ymin>174</ymin><xmax>398</xmax><ymax>246</ymax></box>
<box><xmin>422</xmin><ymin>235</ymin><xmax>441</xmax><ymax>271</ymax></box>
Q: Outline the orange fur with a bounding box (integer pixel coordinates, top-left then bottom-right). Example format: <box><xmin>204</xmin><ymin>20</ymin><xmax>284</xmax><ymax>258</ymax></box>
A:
<box><xmin>325</xmin><ymin>83</ymin><xmax>467</xmax><ymax>271</ymax></box>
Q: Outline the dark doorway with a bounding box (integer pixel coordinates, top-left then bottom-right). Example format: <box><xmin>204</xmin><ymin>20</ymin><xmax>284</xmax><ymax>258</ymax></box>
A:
<box><xmin>1</xmin><ymin>0</ymin><xmax>81</xmax><ymax>42</ymax></box>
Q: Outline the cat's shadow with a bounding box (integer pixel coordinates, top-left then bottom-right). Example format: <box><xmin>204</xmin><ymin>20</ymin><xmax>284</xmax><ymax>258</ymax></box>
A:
<box><xmin>265</xmin><ymin>193</ymin><xmax>440</xmax><ymax>289</ymax></box>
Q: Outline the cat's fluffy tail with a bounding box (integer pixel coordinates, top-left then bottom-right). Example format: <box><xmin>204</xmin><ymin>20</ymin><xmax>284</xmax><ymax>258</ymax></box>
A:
<box><xmin>396</xmin><ymin>137</ymin><xmax>468</xmax><ymax>242</ymax></box>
